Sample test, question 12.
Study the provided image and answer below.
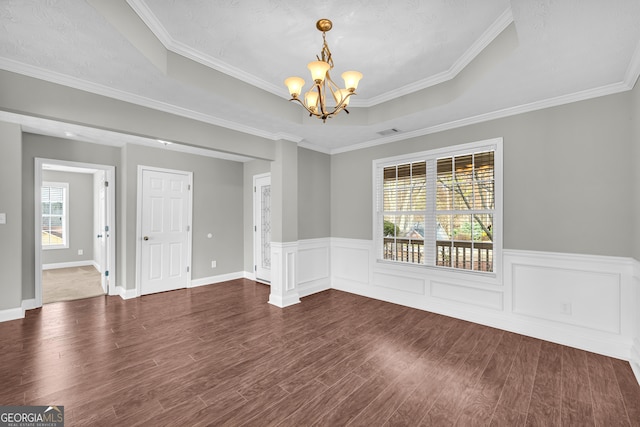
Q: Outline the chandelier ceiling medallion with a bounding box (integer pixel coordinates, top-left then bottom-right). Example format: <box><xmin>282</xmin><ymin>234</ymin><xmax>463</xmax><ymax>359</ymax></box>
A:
<box><xmin>284</xmin><ymin>19</ymin><xmax>363</xmax><ymax>123</ymax></box>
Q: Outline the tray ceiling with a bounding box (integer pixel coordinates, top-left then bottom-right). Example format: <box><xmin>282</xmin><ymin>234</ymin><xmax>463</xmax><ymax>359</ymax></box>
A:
<box><xmin>1</xmin><ymin>0</ymin><xmax>639</xmax><ymax>155</ymax></box>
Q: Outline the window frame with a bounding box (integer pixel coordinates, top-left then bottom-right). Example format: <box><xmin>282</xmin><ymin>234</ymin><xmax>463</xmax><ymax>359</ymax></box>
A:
<box><xmin>372</xmin><ymin>138</ymin><xmax>503</xmax><ymax>278</ymax></box>
<box><xmin>41</xmin><ymin>181</ymin><xmax>69</xmax><ymax>250</ymax></box>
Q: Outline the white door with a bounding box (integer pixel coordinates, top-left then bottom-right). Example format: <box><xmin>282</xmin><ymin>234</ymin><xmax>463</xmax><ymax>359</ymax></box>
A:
<box><xmin>97</xmin><ymin>177</ymin><xmax>108</xmax><ymax>293</ymax></box>
<box><xmin>139</xmin><ymin>168</ymin><xmax>192</xmax><ymax>295</ymax></box>
<box><xmin>254</xmin><ymin>174</ymin><xmax>271</xmax><ymax>283</ymax></box>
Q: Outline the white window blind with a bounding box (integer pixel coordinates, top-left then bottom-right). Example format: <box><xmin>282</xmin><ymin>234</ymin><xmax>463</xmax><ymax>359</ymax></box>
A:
<box><xmin>374</xmin><ymin>139</ymin><xmax>501</xmax><ymax>274</ymax></box>
<box><xmin>42</xmin><ymin>182</ymin><xmax>68</xmax><ymax>248</ymax></box>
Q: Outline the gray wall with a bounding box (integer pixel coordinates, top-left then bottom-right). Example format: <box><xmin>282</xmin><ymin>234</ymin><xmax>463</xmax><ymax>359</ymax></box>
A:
<box><xmin>21</xmin><ymin>135</ymin><xmax>245</xmax><ymax>299</ymax></box>
<box><xmin>121</xmin><ymin>144</ymin><xmax>244</xmax><ymax>289</ymax></box>
<box><xmin>332</xmin><ymin>90</ymin><xmax>635</xmax><ymax>258</ymax></box>
<box><xmin>633</xmin><ymin>81</ymin><xmax>640</xmax><ymax>261</ymax></box>
<box><xmin>22</xmin><ymin>135</ymin><xmax>121</xmax><ymax>300</ymax></box>
<box><xmin>41</xmin><ymin>170</ymin><xmax>94</xmax><ymax>265</ymax></box>
<box><xmin>298</xmin><ymin>148</ymin><xmax>331</xmax><ymax>240</ymax></box>
<box><xmin>271</xmin><ymin>140</ymin><xmax>298</xmax><ymax>243</ymax></box>
<box><xmin>241</xmin><ymin>147</ymin><xmax>331</xmax><ymax>272</ymax></box>
<box><xmin>0</xmin><ymin>122</ymin><xmax>22</xmax><ymax>311</ymax></box>
<box><xmin>0</xmin><ymin>70</ymin><xmax>276</xmax><ymax>161</ymax></box>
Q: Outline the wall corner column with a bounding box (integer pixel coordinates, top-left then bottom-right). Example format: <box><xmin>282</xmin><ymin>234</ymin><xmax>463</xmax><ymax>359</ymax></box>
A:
<box><xmin>268</xmin><ymin>140</ymin><xmax>300</xmax><ymax>308</ymax></box>
<box><xmin>0</xmin><ymin>121</ymin><xmax>23</xmax><ymax>321</ymax></box>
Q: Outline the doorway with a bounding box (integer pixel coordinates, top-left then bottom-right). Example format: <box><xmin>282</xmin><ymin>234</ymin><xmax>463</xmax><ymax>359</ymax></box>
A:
<box><xmin>35</xmin><ymin>158</ymin><xmax>116</xmax><ymax>307</ymax></box>
<box><xmin>254</xmin><ymin>173</ymin><xmax>271</xmax><ymax>284</ymax></box>
<box><xmin>136</xmin><ymin>166</ymin><xmax>193</xmax><ymax>296</ymax></box>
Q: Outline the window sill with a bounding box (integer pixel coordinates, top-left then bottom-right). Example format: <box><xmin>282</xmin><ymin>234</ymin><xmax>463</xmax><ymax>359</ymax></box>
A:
<box><xmin>42</xmin><ymin>245</ymin><xmax>68</xmax><ymax>250</ymax></box>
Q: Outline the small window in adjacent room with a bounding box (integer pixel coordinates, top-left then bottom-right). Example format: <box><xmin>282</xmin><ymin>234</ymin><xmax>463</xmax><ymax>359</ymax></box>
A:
<box><xmin>374</xmin><ymin>138</ymin><xmax>502</xmax><ymax>274</ymax></box>
<box><xmin>42</xmin><ymin>182</ymin><xmax>69</xmax><ymax>249</ymax></box>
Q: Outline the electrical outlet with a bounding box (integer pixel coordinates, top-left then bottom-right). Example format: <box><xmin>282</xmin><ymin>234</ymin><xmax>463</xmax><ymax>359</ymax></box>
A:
<box><xmin>78</xmin><ymin>249</ymin><xmax>83</xmax><ymax>255</ymax></box>
<box><xmin>561</xmin><ymin>302</ymin><xmax>572</xmax><ymax>315</ymax></box>
<box><xmin>211</xmin><ymin>260</ymin><xmax>217</xmax><ymax>268</ymax></box>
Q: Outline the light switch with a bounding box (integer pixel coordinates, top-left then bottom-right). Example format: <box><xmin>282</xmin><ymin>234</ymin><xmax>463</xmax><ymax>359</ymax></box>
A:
<box><xmin>0</xmin><ymin>213</ymin><xmax>6</xmax><ymax>224</ymax></box>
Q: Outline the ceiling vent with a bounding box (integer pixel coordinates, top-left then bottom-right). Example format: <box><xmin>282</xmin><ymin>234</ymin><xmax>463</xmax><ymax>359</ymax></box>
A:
<box><xmin>377</xmin><ymin>128</ymin><xmax>401</xmax><ymax>136</ymax></box>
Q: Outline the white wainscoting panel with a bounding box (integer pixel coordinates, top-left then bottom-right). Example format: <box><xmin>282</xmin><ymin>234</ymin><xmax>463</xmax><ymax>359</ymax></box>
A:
<box><xmin>297</xmin><ymin>238</ymin><xmax>331</xmax><ymax>297</ymax></box>
<box><xmin>331</xmin><ymin>238</ymin><xmax>371</xmax><ymax>289</ymax></box>
<box><xmin>268</xmin><ymin>241</ymin><xmax>300</xmax><ymax>308</ymax></box>
<box><xmin>511</xmin><ymin>264</ymin><xmax>620</xmax><ymax>333</ymax></box>
<box><xmin>631</xmin><ymin>261</ymin><xmax>640</xmax><ymax>384</ymax></box>
<box><xmin>504</xmin><ymin>250</ymin><xmax>636</xmax><ymax>361</ymax></box>
<box><xmin>373</xmin><ymin>272</ymin><xmax>425</xmax><ymax>295</ymax></box>
<box><xmin>431</xmin><ymin>280</ymin><xmax>503</xmax><ymax>310</ymax></box>
<box><xmin>328</xmin><ymin>238</ymin><xmax>637</xmax><ymax>363</ymax></box>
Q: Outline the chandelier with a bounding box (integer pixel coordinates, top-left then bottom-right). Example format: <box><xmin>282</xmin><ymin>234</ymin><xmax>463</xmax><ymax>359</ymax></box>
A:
<box><xmin>284</xmin><ymin>19</ymin><xmax>363</xmax><ymax>123</ymax></box>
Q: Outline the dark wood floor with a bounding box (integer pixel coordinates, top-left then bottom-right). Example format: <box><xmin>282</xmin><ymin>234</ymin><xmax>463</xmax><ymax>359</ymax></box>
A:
<box><xmin>1</xmin><ymin>279</ymin><xmax>639</xmax><ymax>426</ymax></box>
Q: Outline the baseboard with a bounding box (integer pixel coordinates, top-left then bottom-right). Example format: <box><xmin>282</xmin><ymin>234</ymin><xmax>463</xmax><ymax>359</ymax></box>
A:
<box><xmin>116</xmin><ymin>285</ymin><xmax>137</xmax><ymax>300</ymax></box>
<box><xmin>298</xmin><ymin>278</ymin><xmax>331</xmax><ymax>298</ymax></box>
<box><xmin>189</xmin><ymin>271</ymin><xmax>246</xmax><ymax>288</ymax></box>
<box><xmin>631</xmin><ymin>339</ymin><xmax>640</xmax><ymax>385</ymax></box>
<box><xmin>22</xmin><ymin>298</ymin><xmax>37</xmax><ymax>311</ymax></box>
<box><xmin>268</xmin><ymin>293</ymin><xmax>300</xmax><ymax>308</ymax></box>
<box><xmin>0</xmin><ymin>306</ymin><xmax>24</xmax><ymax>322</ymax></box>
<box><xmin>42</xmin><ymin>260</ymin><xmax>95</xmax><ymax>270</ymax></box>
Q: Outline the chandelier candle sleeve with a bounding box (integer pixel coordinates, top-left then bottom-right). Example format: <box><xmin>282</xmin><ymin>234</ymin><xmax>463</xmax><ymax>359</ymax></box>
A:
<box><xmin>284</xmin><ymin>19</ymin><xmax>362</xmax><ymax>122</ymax></box>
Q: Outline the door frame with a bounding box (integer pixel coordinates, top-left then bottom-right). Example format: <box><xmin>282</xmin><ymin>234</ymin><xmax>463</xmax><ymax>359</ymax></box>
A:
<box><xmin>135</xmin><ymin>165</ymin><xmax>193</xmax><ymax>296</ymax></box>
<box><xmin>253</xmin><ymin>172</ymin><xmax>271</xmax><ymax>284</ymax></box>
<box><xmin>34</xmin><ymin>158</ymin><xmax>116</xmax><ymax>307</ymax></box>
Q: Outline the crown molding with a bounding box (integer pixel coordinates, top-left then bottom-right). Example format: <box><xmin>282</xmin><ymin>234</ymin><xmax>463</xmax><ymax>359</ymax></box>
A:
<box><xmin>333</xmin><ymin>37</ymin><xmax>640</xmax><ymax>154</ymax></box>
<box><xmin>624</xmin><ymin>38</ymin><xmax>640</xmax><ymax>88</ymax></box>
<box><xmin>0</xmin><ymin>58</ymin><xmax>299</xmax><ymax>144</ymax></box>
<box><xmin>331</xmin><ymin>80</ymin><xmax>633</xmax><ymax>155</ymax></box>
<box><xmin>350</xmin><ymin>7</ymin><xmax>514</xmax><ymax>108</ymax></box>
<box><xmin>3</xmin><ymin>12</ymin><xmax>639</xmax><ymax>160</ymax></box>
<box><xmin>297</xmin><ymin>140</ymin><xmax>332</xmax><ymax>154</ymax></box>
<box><xmin>126</xmin><ymin>0</ymin><xmax>285</xmax><ymax>98</ymax></box>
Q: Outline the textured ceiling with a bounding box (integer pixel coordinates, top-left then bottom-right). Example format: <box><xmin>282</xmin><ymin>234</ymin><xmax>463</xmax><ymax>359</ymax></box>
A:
<box><xmin>1</xmin><ymin>0</ymin><xmax>639</xmax><ymax>157</ymax></box>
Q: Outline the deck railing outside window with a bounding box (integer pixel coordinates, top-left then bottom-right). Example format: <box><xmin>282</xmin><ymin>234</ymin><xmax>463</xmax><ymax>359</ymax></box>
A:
<box><xmin>383</xmin><ymin>237</ymin><xmax>493</xmax><ymax>272</ymax></box>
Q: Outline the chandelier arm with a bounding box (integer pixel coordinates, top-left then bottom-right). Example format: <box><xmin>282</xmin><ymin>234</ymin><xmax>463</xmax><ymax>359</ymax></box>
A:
<box><xmin>327</xmin><ymin>91</ymin><xmax>356</xmax><ymax>116</ymax></box>
<box><xmin>316</xmin><ymin>81</ymin><xmax>327</xmax><ymax>118</ymax></box>
<box><xmin>325</xmin><ymin>71</ymin><xmax>341</xmax><ymax>103</ymax></box>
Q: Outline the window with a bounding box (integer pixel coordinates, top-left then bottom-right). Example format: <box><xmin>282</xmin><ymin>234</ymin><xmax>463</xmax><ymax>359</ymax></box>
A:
<box><xmin>42</xmin><ymin>182</ymin><xmax>69</xmax><ymax>249</ymax></box>
<box><xmin>375</xmin><ymin>139</ymin><xmax>501</xmax><ymax>273</ymax></box>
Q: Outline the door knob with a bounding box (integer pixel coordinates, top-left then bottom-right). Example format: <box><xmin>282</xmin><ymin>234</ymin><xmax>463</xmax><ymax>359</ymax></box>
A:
<box><xmin>143</xmin><ymin>236</ymin><xmax>149</xmax><ymax>241</ymax></box>
<box><xmin>97</xmin><ymin>234</ymin><xmax>103</xmax><ymax>238</ymax></box>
